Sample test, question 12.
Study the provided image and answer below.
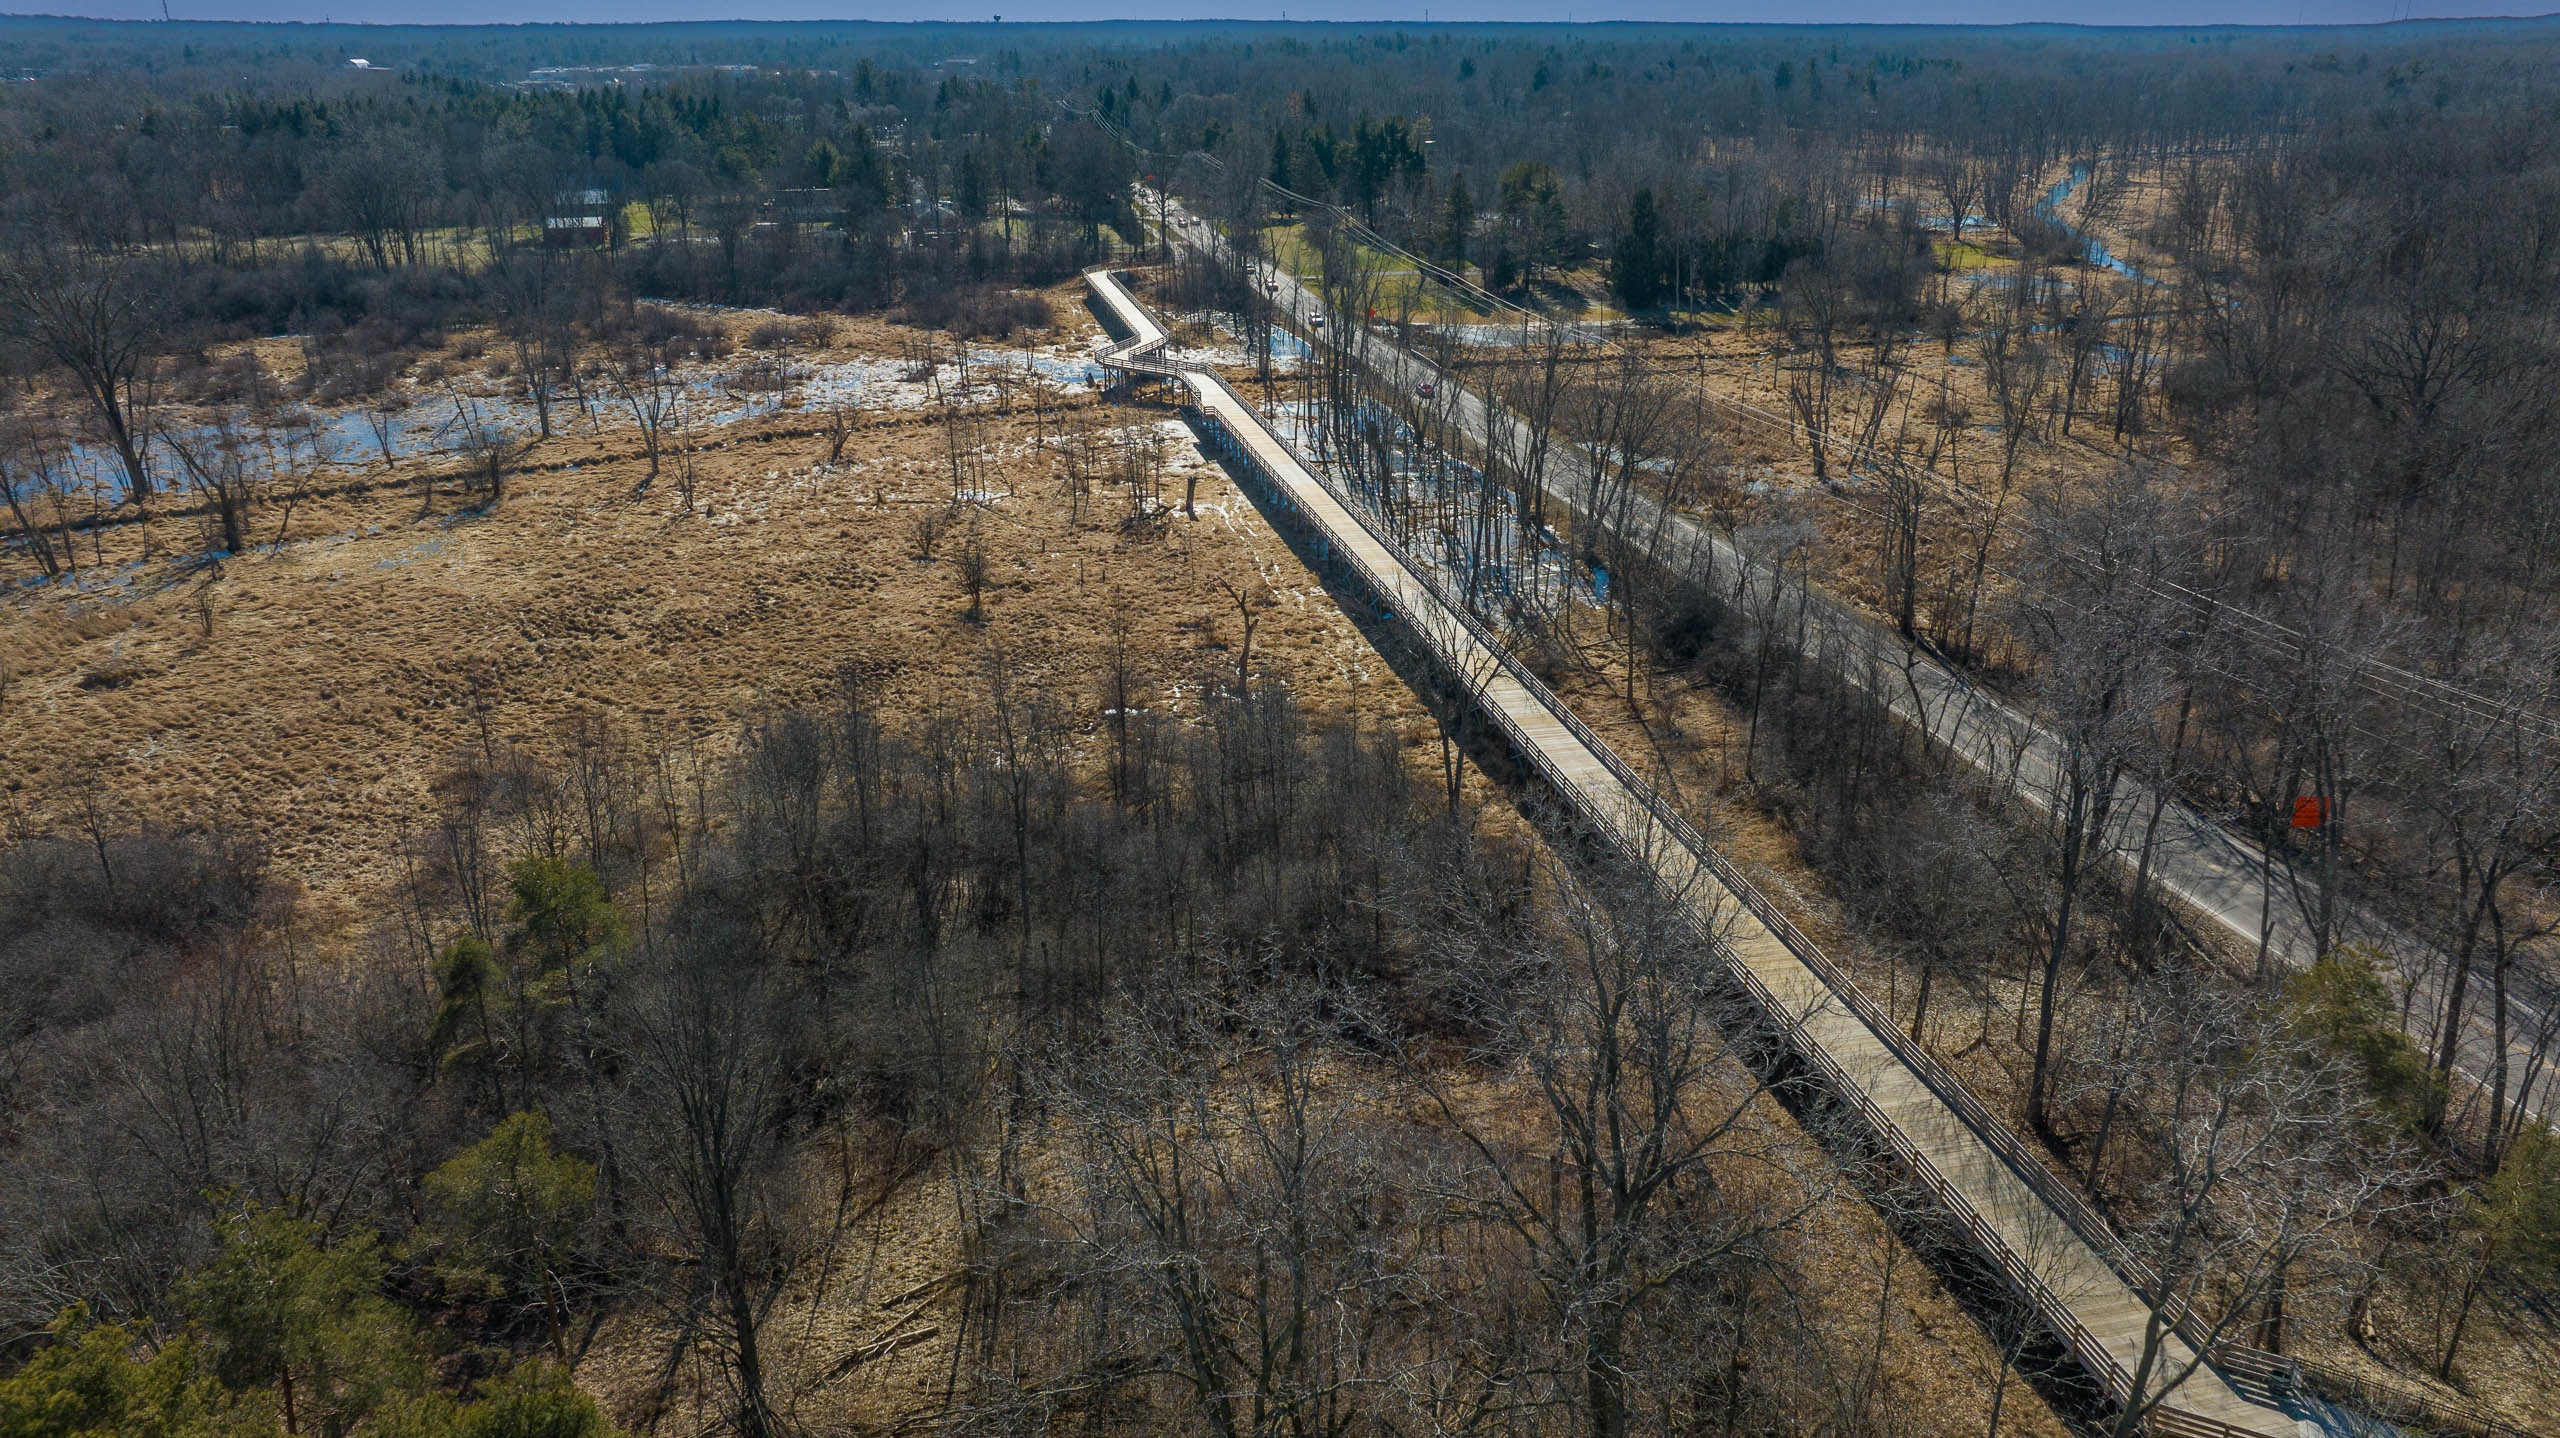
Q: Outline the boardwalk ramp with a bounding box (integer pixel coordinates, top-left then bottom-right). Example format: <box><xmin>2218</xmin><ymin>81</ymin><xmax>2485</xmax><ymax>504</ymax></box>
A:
<box><xmin>1085</xmin><ymin>266</ymin><xmax>2305</xmax><ymax>1438</ymax></box>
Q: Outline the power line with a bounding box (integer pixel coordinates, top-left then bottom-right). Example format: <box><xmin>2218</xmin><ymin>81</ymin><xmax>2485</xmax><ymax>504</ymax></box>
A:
<box><xmin>1065</xmin><ymin>104</ymin><xmax>2560</xmax><ymax>750</ymax></box>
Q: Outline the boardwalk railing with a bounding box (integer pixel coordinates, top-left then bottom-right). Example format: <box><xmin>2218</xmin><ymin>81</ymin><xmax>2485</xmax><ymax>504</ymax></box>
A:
<box><xmin>1085</xmin><ymin>268</ymin><xmax>2541</xmax><ymax>1438</ymax></box>
<box><xmin>1206</xmin><ymin>384</ymin><xmax>2276</xmax><ymax>1438</ymax></box>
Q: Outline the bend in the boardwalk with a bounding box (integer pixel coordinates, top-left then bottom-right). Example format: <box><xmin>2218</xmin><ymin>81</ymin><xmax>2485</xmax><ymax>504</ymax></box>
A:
<box><xmin>1084</xmin><ymin>264</ymin><xmax>2303</xmax><ymax>1438</ymax></box>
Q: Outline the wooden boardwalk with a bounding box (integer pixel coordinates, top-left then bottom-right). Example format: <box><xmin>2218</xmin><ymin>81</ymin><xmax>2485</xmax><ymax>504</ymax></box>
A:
<box><xmin>1156</xmin><ymin>204</ymin><xmax>2552</xmax><ymax>1136</ymax></box>
<box><xmin>1086</xmin><ymin>267</ymin><xmax>2306</xmax><ymax>1438</ymax></box>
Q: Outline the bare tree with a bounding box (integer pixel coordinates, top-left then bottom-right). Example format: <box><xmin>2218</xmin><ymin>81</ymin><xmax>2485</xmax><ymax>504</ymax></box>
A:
<box><xmin>958</xmin><ymin>533</ymin><xmax>990</xmax><ymax>622</ymax></box>
<box><xmin>0</xmin><ymin>419</ymin><xmax>68</xmax><ymax>579</ymax></box>
<box><xmin>495</xmin><ymin>251</ymin><xmax>575</xmax><ymax>439</ymax></box>
<box><xmin>2006</xmin><ymin>466</ymin><xmax>2190</xmax><ymax>1135</ymax></box>
<box><xmin>1409</xmin><ymin>842</ymin><xmax>1833</xmax><ymax>1438</ymax></box>
<box><xmin>1954</xmin><ymin>317</ymin><xmax>2051</xmax><ymax>657</ymax></box>
<box><xmin>0</xmin><ymin>239</ymin><xmax>166</xmax><ymax>500</ymax></box>
<box><xmin>447</xmin><ymin>396</ymin><xmax>533</xmax><ymax>508</ymax></box>
<box><xmin>618</xmin><ymin>928</ymin><xmax>804</xmax><ymax>1438</ymax></box>
<box><xmin>2400</xmin><ymin>631</ymin><xmax>2560</xmax><ymax>1158</ymax></box>
<box><xmin>2099</xmin><ymin>970</ymin><xmax>2410</xmax><ymax>1435</ymax></box>
<box><xmin>1215</xmin><ymin>578</ymin><xmax>1272</xmax><ymax>696</ymax></box>
<box><xmin>1005</xmin><ymin>976</ymin><xmax>1417</xmax><ymax>1438</ymax></box>
<box><xmin>611</xmin><ymin>345</ymin><xmax>687</xmax><ymax>482</ymax></box>
<box><xmin>1928</xmin><ymin>150</ymin><xmax>1986</xmax><ymax>243</ymax></box>
<box><xmin>164</xmin><ymin>420</ymin><xmax>272</xmax><ymax>558</ymax></box>
<box><xmin>1781</xmin><ymin>258</ymin><xmax>1851</xmax><ymax>484</ymax></box>
<box><xmin>821</xmin><ymin>396</ymin><xmax>860</xmax><ymax>468</ymax></box>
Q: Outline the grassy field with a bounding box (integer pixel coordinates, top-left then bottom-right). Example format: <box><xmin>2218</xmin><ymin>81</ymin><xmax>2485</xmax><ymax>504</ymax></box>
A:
<box><xmin>1934</xmin><ymin>236</ymin><xmax>2015</xmax><ymax>271</ymax></box>
<box><xmin>0</xmin><ymin>265</ymin><xmax>2121</xmax><ymax>1438</ymax></box>
<box><xmin>0</xmin><ymin>287</ymin><xmax>1414</xmax><ymax>929</ymax></box>
<box><xmin>1258</xmin><ymin>220</ymin><xmax>1507</xmax><ymax>324</ymax></box>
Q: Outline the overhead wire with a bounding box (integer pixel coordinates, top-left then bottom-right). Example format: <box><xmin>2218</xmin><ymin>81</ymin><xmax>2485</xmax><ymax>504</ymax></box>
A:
<box><xmin>1059</xmin><ymin>101</ymin><xmax>2560</xmax><ymax>749</ymax></box>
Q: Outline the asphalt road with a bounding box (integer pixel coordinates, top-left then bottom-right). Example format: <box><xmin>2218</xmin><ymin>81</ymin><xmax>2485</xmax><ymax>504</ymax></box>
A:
<box><xmin>1154</xmin><ymin>202</ymin><xmax>2554</xmax><ymax>1132</ymax></box>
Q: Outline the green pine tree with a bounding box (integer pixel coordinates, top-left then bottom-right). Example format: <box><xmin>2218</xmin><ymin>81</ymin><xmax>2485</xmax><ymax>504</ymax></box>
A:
<box><xmin>1442</xmin><ymin>174</ymin><xmax>1473</xmax><ymax>268</ymax></box>
<box><xmin>2439</xmin><ymin>1128</ymin><xmax>2560</xmax><ymax>1377</ymax></box>
<box><xmin>0</xmin><ymin>1309</ymin><xmax>258</xmax><ymax>1438</ymax></box>
<box><xmin>1613</xmin><ymin>188</ymin><xmax>1664</xmax><ymax>311</ymax></box>
<box><xmin>180</xmin><ymin>1206</ymin><xmax>424</xmax><ymax>1438</ymax></box>
<box><xmin>412</xmin><ymin>1113</ymin><xmax>597</xmax><ymax>1358</ymax></box>
<box><xmin>2280</xmin><ymin>944</ymin><xmax>2443</xmax><ymax>1135</ymax></box>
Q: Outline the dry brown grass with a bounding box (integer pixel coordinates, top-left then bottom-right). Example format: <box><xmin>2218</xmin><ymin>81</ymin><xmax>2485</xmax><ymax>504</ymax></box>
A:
<box><xmin>3</xmin><ymin>282</ymin><xmax>2094</xmax><ymax>1438</ymax></box>
<box><xmin>0</xmin><ymin>289</ymin><xmax>1416</xmax><ymax>933</ymax></box>
<box><xmin>570</xmin><ymin>1009</ymin><xmax>2075</xmax><ymax>1438</ymax></box>
<box><xmin>1541</xmin><ymin>579</ymin><xmax>2560</xmax><ymax>1438</ymax></box>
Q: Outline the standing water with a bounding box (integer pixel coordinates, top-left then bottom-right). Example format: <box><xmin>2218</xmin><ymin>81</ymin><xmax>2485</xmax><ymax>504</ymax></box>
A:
<box><xmin>2034</xmin><ymin>166</ymin><xmax>2152</xmax><ymax>284</ymax></box>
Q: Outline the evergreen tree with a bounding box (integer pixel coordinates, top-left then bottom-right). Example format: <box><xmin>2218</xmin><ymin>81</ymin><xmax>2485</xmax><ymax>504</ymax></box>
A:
<box><xmin>0</xmin><ymin>1311</ymin><xmax>250</xmax><ymax>1438</ymax></box>
<box><xmin>1442</xmin><ymin>174</ymin><xmax>1473</xmax><ymax>267</ymax></box>
<box><xmin>180</xmin><ymin>1207</ymin><xmax>423</xmax><ymax>1438</ymax></box>
<box><xmin>431</xmin><ymin>937</ymin><xmax>506</xmax><ymax>1106</ymax></box>
<box><xmin>2439</xmin><ymin>1129</ymin><xmax>2560</xmax><ymax>1377</ymax></box>
<box><xmin>2281</xmin><ymin>945</ymin><xmax>2443</xmax><ymax>1136</ymax></box>
<box><xmin>1613</xmin><ymin>187</ymin><xmax>1664</xmax><ymax>311</ymax></box>
<box><xmin>413</xmin><ymin>1113</ymin><xmax>598</xmax><ymax>1359</ymax></box>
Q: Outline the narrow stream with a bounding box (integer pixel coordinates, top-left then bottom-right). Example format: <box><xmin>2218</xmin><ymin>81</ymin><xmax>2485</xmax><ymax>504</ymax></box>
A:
<box><xmin>2034</xmin><ymin>165</ymin><xmax>2152</xmax><ymax>283</ymax></box>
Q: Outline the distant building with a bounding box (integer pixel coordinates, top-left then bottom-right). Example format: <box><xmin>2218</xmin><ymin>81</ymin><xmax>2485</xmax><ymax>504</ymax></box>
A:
<box><xmin>514</xmin><ymin>62</ymin><xmax>792</xmax><ymax>91</ymax></box>
<box><xmin>543</xmin><ymin>215</ymin><xmax>607</xmax><ymax>248</ymax></box>
<box><xmin>346</xmin><ymin>58</ymin><xmax>377</xmax><ymax>70</ymax></box>
<box><xmin>544</xmin><ymin>188</ymin><xmax>614</xmax><ymax>248</ymax></box>
<box><xmin>906</xmin><ymin>197</ymin><xmax>962</xmax><ymax>241</ymax></box>
<box><xmin>764</xmin><ymin>189</ymin><xmax>838</xmax><ymax>225</ymax></box>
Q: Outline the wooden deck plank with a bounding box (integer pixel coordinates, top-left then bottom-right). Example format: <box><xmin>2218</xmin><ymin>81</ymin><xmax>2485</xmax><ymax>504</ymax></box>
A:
<box><xmin>1085</xmin><ymin>268</ymin><xmax>2299</xmax><ymax>1438</ymax></box>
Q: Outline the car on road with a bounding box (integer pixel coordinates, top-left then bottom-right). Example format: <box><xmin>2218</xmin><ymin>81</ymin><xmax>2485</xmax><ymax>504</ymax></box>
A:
<box><xmin>1416</xmin><ymin>380</ymin><xmax>1436</xmax><ymax>398</ymax></box>
<box><xmin>1309</xmin><ymin>313</ymin><xmax>1325</xmax><ymax>329</ymax></box>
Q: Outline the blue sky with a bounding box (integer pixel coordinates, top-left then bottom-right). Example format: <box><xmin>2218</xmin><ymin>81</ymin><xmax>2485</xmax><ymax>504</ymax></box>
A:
<box><xmin>0</xmin><ymin>4</ymin><xmax>2550</xmax><ymax>25</ymax></box>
